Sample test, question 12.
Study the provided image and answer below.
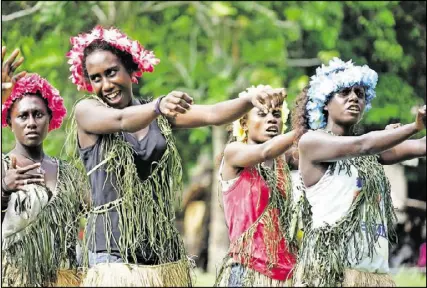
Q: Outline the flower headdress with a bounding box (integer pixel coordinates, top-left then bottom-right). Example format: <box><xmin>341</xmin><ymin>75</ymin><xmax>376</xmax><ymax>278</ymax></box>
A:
<box><xmin>66</xmin><ymin>25</ymin><xmax>160</xmax><ymax>92</ymax></box>
<box><xmin>232</xmin><ymin>85</ymin><xmax>290</xmax><ymax>142</ymax></box>
<box><xmin>2</xmin><ymin>74</ymin><xmax>67</xmax><ymax>131</ymax></box>
<box><xmin>306</xmin><ymin>57</ymin><xmax>378</xmax><ymax>129</ymax></box>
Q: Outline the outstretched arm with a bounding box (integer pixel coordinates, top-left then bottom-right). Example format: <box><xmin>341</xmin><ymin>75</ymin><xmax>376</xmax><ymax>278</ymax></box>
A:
<box><xmin>75</xmin><ymin>98</ymin><xmax>159</xmax><ymax>135</ymax></box>
<box><xmin>379</xmin><ymin>136</ymin><xmax>426</xmax><ymax>165</ymax></box>
<box><xmin>170</xmin><ymin>87</ymin><xmax>285</xmax><ymax>129</ymax></box>
<box><xmin>224</xmin><ymin>131</ymin><xmax>296</xmax><ymax>169</ymax></box>
<box><xmin>300</xmin><ymin>106</ymin><xmax>426</xmax><ymax>164</ymax></box>
<box><xmin>75</xmin><ymin>91</ymin><xmax>193</xmax><ymax>135</ymax></box>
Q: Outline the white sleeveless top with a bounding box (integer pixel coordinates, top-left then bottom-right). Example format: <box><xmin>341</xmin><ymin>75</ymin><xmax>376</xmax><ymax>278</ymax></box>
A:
<box><xmin>303</xmin><ymin>163</ymin><xmax>389</xmax><ymax>273</ymax></box>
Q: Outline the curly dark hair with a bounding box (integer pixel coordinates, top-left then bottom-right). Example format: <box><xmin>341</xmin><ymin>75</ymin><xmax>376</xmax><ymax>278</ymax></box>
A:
<box><xmin>82</xmin><ymin>40</ymin><xmax>139</xmax><ymax>80</ymax></box>
<box><xmin>291</xmin><ymin>86</ymin><xmax>311</xmax><ymax>148</ymax></box>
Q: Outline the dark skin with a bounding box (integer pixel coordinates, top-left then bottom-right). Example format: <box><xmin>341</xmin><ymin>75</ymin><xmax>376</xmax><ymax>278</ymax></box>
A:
<box><xmin>221</xmin><ymin>90</ymin><xmax>296</xmax><ymax>181</ymax></box>
<box><xmin>378</xmin><ymin>122</ymin><xmax>426</xmax><ymax>165</ymax></box>
<box><xmin>1</xmin><ymin>46</ymin><xmax>26</xmax><ymax>105</ymax></box>
<box><xmin>76</xmin><ymin>50</ymin><xmax>283</xmax><ymax>149</ymax></box>
<box><xmin>299</xmin><ymin>85</ymin><xmax>426</xmax><ymax>187</ymax></box>
<box><xmin>2</xmin><ymin>95</ymin><xmax>58</xmax><ymax>195</ymax></box>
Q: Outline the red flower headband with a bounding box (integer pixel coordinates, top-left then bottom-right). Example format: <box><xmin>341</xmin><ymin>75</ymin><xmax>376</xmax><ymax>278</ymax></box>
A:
<box><xmin>1</xmin><ymin>74</ymin><xmax>67</xmax><ymax>131</ymax></box>
<box><xmin>66</xmin><ymin>25</ymin><xmax>160</xmax><ymax>92</ymax></box>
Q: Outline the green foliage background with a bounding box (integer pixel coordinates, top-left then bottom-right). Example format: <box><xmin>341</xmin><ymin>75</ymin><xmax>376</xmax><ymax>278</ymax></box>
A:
<box><xmin>2</xmin><ymin>1</ymin><xmax>426</xmax><ymax>183</ymax></box>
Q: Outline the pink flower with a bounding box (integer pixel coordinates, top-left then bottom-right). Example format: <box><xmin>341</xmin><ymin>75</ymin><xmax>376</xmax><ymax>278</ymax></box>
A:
<box><xmin>1</xmin><ymin>74</ymin><xmax>67</xmax><ymax>131</ymax></box>
<box><xmin>418</xmin><ymin>242</ymin><xmax>426</xmax><ymax>267</ymax></box>
<box><xmin>66</xmin><ymin>26</ymin><xmax>160</xmax><ymax>92</ymax></box>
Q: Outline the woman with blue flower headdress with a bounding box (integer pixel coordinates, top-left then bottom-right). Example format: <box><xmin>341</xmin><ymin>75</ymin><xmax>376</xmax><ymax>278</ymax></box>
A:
<box><xmin>290</xmin><ymin>58</ymin><xmax>426</xmax><ymax>287</ymax></box>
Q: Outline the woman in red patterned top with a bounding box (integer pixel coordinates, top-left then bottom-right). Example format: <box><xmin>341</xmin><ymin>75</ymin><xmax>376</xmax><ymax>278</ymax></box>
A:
<box><xmin>215</xmin><ymin>85</ymin><xmax>300</xmax><ymax>287</ymax></box>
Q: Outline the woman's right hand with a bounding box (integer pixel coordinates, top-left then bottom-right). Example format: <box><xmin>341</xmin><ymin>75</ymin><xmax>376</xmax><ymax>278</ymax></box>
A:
<box><xmin>415</xmin><ymin>105</ymin><xmax>426</xmax><ymax>131</ymax></box>
<box><xmin>2</xmin><ymin>46</ymin><xmax>27</xmax><ymax>105</ymax></box>
<box><xmin>2</xmin><ymin>156</ymin><xmax>45</xmax><ymax>192</ymax></box>
<box><xmin>252</xmin><ymin>87</ymin><xmax>286</xmax><ymax>113</ymax></box>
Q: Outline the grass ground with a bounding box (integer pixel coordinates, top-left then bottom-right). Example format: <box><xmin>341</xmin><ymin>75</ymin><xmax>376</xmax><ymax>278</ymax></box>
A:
<box><xmin>193</xmin><ymin>267</ymin><xmax>426</xmax><ymax>287</ymax></box>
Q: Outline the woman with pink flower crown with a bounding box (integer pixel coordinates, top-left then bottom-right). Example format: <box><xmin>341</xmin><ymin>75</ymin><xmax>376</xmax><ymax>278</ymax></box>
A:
<box><xmin>1</xmin><ymin>74</ymin><xmax>88</xmax><ymax>287</ymax></box>
<box><xmin>64</xmin><ymin>25</ymin><xmax>283</xmax><ymax>287</ymax></box>
<box><xmin>291</xmin><ymin>58</ymin><xmax>426</xmax><ymax>286</ymax></box>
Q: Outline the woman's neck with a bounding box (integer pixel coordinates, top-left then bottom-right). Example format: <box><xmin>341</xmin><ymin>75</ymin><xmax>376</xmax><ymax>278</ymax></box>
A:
<box><xmin>12</xmin><ymin>142</ymin><xmax>44</xmax><ymax>161</ymax></box>
<box><xmin>324</xmin><ymin>121</ymin><xmax>353</xmax><ymax>136</ymax></box>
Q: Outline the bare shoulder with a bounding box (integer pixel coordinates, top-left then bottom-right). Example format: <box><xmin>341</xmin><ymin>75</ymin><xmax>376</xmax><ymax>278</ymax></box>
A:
<box><xmin>223</xmin><ymin>142</ymin><xmax>246</xmax><ymax>158</ymax></box>
<box><xmin>299</xmin><ymin>130</ymin><xmax>324</xmax><ymax>149</ymax></box>
<box><xmin>75</xmin><ymin>98</ymin><xmax>101</xmax><ymax>115</ymax></box>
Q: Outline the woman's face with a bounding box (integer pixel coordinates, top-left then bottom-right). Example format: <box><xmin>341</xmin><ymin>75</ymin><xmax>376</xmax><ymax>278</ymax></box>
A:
<box><xmin>85</xmin><ymin>50</ymin><xmax>133</xmax><ymax>109</ymax></box>
<box><xmin>244</xmin><ymin>107</ymin><xmax>283</xmax><ymax>144</ymax></box>
<box><xmin>9</xmin><ymin>94</ymin><xmax>50</xmax><ymax>147</ymax></box>
<box><xmin>325</xmin><ymin>85</ymin><xmax>366</xmax><ymax>127</ymax></box>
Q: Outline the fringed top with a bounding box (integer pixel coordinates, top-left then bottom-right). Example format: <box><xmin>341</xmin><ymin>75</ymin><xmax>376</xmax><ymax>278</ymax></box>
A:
<box><xmin>66</xmin><ymin>95</ymin><xmax>188</xmax><ymax>268</ymax></box>
<box><xmin>78</xmin><ymin>111</ymin><xmax>167</xmax><ymax>260</ymax></box>
<box><xmin>294</xmin><ymin>132</ymin><xmax>396</xmax><ymax>286</ymax></box>
<box><xmin>216</xmin><ymin>158</ymin><xmax>299</xmax><ymax>285</ymax></box>
<box><xmin>1</xmin><ymin>154</ymin><xmax>87</xmax><ymax>287</ymax></box>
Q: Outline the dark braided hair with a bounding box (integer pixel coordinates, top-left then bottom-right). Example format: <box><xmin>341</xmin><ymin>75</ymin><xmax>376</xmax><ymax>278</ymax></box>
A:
<box><xmin>82</xmin><ymin>40</ymin><xmax>139</xmax><ymax>80</ymax></box>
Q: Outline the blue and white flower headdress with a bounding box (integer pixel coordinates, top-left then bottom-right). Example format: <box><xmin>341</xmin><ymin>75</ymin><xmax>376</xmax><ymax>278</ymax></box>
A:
<box><xmin>306</xmin><ymin>57</ymin><xmax>378</xmax><ymax>129</ymax></box>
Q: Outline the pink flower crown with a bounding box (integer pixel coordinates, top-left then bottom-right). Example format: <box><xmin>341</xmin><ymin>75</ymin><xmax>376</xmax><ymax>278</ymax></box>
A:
<box><xmin>1</xmin><ymin>74</ymin><xmax>67</xmax><ymax>131</ymax></box>
<box><xmin>66</xmin><ymin>25</ymin><xmax>160</xmax><ymax>92</ymax></box>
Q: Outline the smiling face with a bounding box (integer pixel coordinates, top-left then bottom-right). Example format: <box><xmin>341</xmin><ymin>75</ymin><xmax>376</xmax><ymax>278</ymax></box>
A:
<box><xmin>243</xmin><ymin>107</ymin><xmax>283</xmax><ymax>144</ymax></box>
<box><xmin>85</xmin><ymin>50</ymin><xmax>134</xmax><ymax>109</ymax></box>
<box><xmin>325</xmin><ymin>84</ymin><xmax>366</xmax><ymax>127</ymax></box>
<box><xmin>8</xmin><ymin>94</ymin><xmax>51</xmax><ymax>147</ymax></box>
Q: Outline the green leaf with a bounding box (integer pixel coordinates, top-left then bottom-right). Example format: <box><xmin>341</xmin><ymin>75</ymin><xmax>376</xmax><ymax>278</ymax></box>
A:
<box><xmin>375</xmin><ymin>9</ymin><xmax>396</xmax><ymax>27</ymax></box>
<box><xmin>283</xmin><ymin>7</ymin><xmax>301</xmax><ymax>21</ymax></box>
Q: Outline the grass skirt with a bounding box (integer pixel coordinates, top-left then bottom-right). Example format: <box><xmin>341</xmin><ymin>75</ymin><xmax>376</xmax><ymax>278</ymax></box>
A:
<box><xmin>216</xmin><ymin>258</ymin><xmax>292</xmax><ymax>287</ymax></box>
<box><xmin>81</xmin><ymin>258</ymin><xmax>193</xmax><ymax>287</ymax></box>
<box><xmin>2</xmin><ymin>264</ymin><xmax>81</xmax><ymax>287</ymax></box>
<box><xmin>293</xmin><ymin>266</ymin><xmax>396</xmax><ymax>287</ymax></box>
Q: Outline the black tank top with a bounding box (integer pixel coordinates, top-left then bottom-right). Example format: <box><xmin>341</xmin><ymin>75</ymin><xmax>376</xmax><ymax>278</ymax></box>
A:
<box><xmin>78</xmin><ymin>103</ymin><xmax>167</xmax><ymax>263</ymax></box>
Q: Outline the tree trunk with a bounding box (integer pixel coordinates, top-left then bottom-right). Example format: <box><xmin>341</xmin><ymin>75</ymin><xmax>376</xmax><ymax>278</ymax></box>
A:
<box><xmin>207</xmin><ymin>125</ymin><xmax>229</xmax><ymax>274</ymax></box>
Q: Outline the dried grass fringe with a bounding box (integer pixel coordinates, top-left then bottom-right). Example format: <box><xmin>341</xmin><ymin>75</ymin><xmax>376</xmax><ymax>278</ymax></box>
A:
<box><xmin>1</xmin><ymin>155</ymin><xmax>87</xmax><ymax>287</ymax></box>
<box><xmin>2</xmin><ymin>264</ymin><xmax>82</xmax><ymax>287</ymax></box>
<box><xmin>81</xmin><ymin>258</ymin><xmax>192</xmax><ymax>287</ymax></box>
<box><xmin>216</xmin><ymin>258</ymin><xmax>292</xmax><ymax>287</ymax></box>
<box><xmin>293</xmin><ymin>138</ymin><xmax>397</xmax><ymax>287</ymax></box>
<box><xmin>215</xmin><ymin>159</ymin><xmax>299</xmax><ymax>287</ymax></box>
<box><xmin>293</xmin><ymin>266</ymin><xmax>396</xmax><ymax>287</ymax></box>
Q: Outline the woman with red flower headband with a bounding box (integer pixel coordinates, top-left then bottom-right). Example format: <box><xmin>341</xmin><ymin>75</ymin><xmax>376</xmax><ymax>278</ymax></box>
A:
<box><xmin>65</xmin><ymin>25</ymin><xmax>282</xmax><ymax>287</ymax></box>
<box><xmin>1</xmin><ymin>74</ymin><xmax>88</xmax><ymax>287</ymax></box>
